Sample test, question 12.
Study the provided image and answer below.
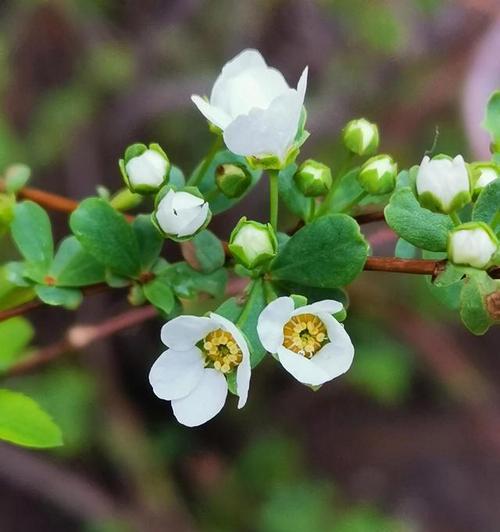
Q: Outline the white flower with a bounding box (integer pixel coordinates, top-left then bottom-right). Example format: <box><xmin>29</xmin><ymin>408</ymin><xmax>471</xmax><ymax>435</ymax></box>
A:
<box><xmin>191</xmin><ymin>49</ymin><xmax>308</xmax><ymax>162</ymax></box>
<box><xmin>416</xmin><ymin>155</ymin><xmax>471</xmax><ymax>213</ymax></box>
<box><xmin>257</xmin><ymin>297</ymin><xmax>354</xmax><ymax>386</ymax></box>
<box><xmin>448</xmin><ymin>223</ymin><xmax>498</xmax><ymax>269</ymax></box>
<box><xmin>149</xmin><ymin>313</ymin><xmax>251</xmax><ymax>427</ymax></box>
<box><xmin>154</xmin><ymin>189</ymin><xmax>210</xmax><ymax>239</ymax></box>
<box><xmin>125</xmin><ymin>149</ymin><xmax>168</xmax><ymax>190</ymax></box>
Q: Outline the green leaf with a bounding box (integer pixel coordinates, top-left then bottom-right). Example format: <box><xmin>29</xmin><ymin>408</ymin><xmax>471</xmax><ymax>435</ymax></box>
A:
<box><xmin>35</xmin><ymin>285</ymin><xmax>82</xmax><ymax>309</ymax></box>
<box><xmin>385</xmin><ymin>187</ymin><xmax>454</xmax><ymax>251</ymax></box>
<box><xmin>184</xmin><ymin>229</ymin><xmax>225</xmax><ymax>273</ymax></box>
<box><xmin>0</xmin><ymin>317</ymin><xmax>33</xmax><ymax>372</ymax></box>
<box><xmin>5</xmin><ymin>163</ymin><xmax>31</xmax><ymax>194</ymax></box>
<box><xmin>70</xmin><ymin>198</ymin><xmax>141</xmax><ymax>278</ymax></box>
<box><xmin>49</xmin><ymin>236</ymin><xmax>105</xmax><ymax>287</ymax></box>
<box><xmin>143</xmin><ymin>277</ymin><xmax>175</xmax><ymax>314</ymax></box>
<box><xmin>271</xmin><ymin>214</ymin><xmax>368</xmax><ymax>288</ymax></box>
<box><xmin>321</xmin><ymin>168</ymin><xmax>362</xmax><ymax>213</ymax></box>
<box><xmin>278</xmin><ymin>163</ymin><xmax>314</xmax><ymax>221</ymax></box>
<box><xmin>11</xmin><ymin>201</ymin><xmax>53</xmax><ymax>270</ymax></box>
<box><xmin>459</xmin><ymin>271</ymin><xmax>498</xmax><ymax>335</ymax></box>
<box><xmin>394</xmin><ymin>238</ymin><xmax>418</xmax><ymax>259</ymax></box>
<box><xmin>191</xmin><ymin>150</ymin><xmax>262</xmax><ymax>214</ymax></box>
<box><xmin>0</xmin><ymin>388</ymin><xmax>63</xmax><ymax>448</ymax></box>
<box><xmin>132</xmin><ymin>215</ymin><xmax>163</xmax><ymax>270</ymax></box>
<box><xmin>169</xmin><ymin>165</ymin><xmax>186</xmax><ymax>188</ymax></box>
<box><xmin>483</xmin><ymin>90</ymin><xmax>500</xmax><ymax>150</ymax></box>
<box><xmin>472</xmin><ymin>179</ymin><xmax>500</xmax><ymax>234</ymax></box>
<box><xmin>161</xmin><ymin>263</ymin><xmax>227</xmax><ymax>299</ymax></box>
<box><xmin>0</xmin><ymin>266</ymin><xmax>35</xmax><ymax>311</ymax></box>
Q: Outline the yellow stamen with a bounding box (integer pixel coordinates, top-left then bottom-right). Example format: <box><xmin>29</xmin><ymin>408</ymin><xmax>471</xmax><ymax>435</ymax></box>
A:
<box><xmin>203</xmin><ymin>329</ymin><xmax>243</xmax><ymax>374</ymax></box>
<box><xmin>283</xmin><ymin>313</ymin><xmax>328</xmax><ymax>359</ymax></box>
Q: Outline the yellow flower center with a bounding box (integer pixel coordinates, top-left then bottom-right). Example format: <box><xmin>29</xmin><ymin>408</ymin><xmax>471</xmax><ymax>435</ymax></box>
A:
<box><xmin>283</xmin><ymin>313</ymin><xmax>328</xmax><ymax>359</ymax></box>
<box><xmin>203</xmin><ymin>329</ymin><xmax>243</xmax><ymax>374</ymax></box>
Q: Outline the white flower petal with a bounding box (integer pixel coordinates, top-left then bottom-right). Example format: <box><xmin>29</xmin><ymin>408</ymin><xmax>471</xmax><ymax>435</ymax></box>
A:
<box><xmin>277</xmin><ymin>345</ymin><xmax>330</xmax><ymax>386</ymax></box>
<box><xmin>176</xmin><ymin>201</ymin><xmax>209</xmax><ymax>238</ymax></box>
<box><xmin>190</xmin><ymin>95</ymin><xmax>231</xmax><ymax>129</ymax></box>
<box><xmin>149</xmin><ymin>347</ymin><xmax>205</xmax><ymax>401</ymax></box>
<box><xmin>172</xmin><ymin>191</ymin><xmax>205</xmax><ymax>210</ymax></box>
<box><xmin>449</xmin><ymin>227</ymin><xmax>497</xmax><ymax>268</ymax></box>
<box><xmin>291</xmin><ymin>299</ymin><xmax>343</xmax><ymax>317</ymax></box>
<box><xmin>257</xmin><ymin>296</ymin><xmax>295</xmax><ymax>353</ymax></box>
<box><xmin>311</xmin><ymin>314</ymin><xmax>354</xmax><ymax>380</ymax></box>
<box><xmin>125</xmin><ymin>150</ymin><xmax>167</xmax><ymax>188</ymax></box>
<box><xmin>161</xmin><ymin>315</ymin><xmax>215</xmax><ymax>350</ymax></box>
<box><xmin>171</xmin><ymin>368</ymin><xmax>228</xmax><ymax>427</ymax></box>
<box><xmin>209</xmin><ymin>312</ymin><xmax>251</xmax><ymax>408</ymax></box>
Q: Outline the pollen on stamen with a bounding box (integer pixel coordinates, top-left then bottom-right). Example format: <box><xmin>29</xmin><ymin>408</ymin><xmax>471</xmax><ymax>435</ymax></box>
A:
<box><xmin>283</xmin><ymin>313</ymin><xmax>328</xmax><ymax>359</ymax></box>
<box><xmin>203</xmin><ymin>328</ymin><xmax>243</xmax><ymax>374</ymax></box>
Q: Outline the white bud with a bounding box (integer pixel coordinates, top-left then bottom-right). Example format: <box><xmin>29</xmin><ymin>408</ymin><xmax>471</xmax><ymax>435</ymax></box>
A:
<box><xmin>358</xmin><ymin>154</ymin><xmax>397</xmax><ymax>195</ymax></box>
<box><xmin>469</xmin><ymin>162</ymin><xmax>499</xmax><ymax>197</ymax></box>
<box><xmin>416</xmin><ymin>154</ymin><xmax>471</xmax><ymax>213</ymax></box>
<box><xmin>343</xmin><ymin>118</ymin><xmax>379</xmax><ymax>156</ymax></box>
<box><xmin>448</xmin><ymin>223</ymin><xmax>498</xmax><ymax>269</ymax></box>
<box><xmin>154</xmin><ymin>189</ymin><xmax>211</xmax><ymax>240</ymax></box>
<box><xmin>229</xmin><ymin>218</ymin><xmax>277</xmax><ymax>269</ymax></box>
<box><xmin>125</xmin><ymin>150</ymin><xmax>167</xmax><ymax>189</ymax></box>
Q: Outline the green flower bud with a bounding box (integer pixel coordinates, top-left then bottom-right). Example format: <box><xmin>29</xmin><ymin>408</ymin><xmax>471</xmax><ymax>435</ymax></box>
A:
<box><xmin>448</xmin><ymin>222</ymin><xmax>498</xmax><ymax>269</ymax></box>
<box><xmin>119</xmin><ymin>143</ymin><xmax>170</xmax><ymax>194</ymax></box>
<box><xmin>0</xmin><ymin>193</ymin><xmax>14</xmax><ymax>234</ymax></box>
<box><xmin>228</xmin><ymin>217</ymin><xmax>278</xmax><ymax>269</ymax></box>
<box><xmin>215</xmin><ymin>163</ymin><xmax>252</xmax><ymax>198</ymax></box>
<box><xmin>358</xmin><ymin>154</ymin><xmax>397</xmax><ymax>195</ymax></box>
<box><xmin>294</xmin><ymin>159</ymin><xmax>332</xmax><ymax>197</ymax></box>
<box><xmin>469</xmin><ymin>162</ymin><xmax>499</xmax><ymax>198</ymax></box>
<box><xmin>343</xmin><ymin>118</ymin><xmax>379</xmax><ymax>156</ymax></box>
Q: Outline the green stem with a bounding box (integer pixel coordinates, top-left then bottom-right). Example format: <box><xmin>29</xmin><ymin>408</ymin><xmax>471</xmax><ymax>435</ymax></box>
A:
<box><xmin>341</xmin><ymin>190</ymin><xmax>368</xmax><ymax>214</ymax></box>
<box><xmin>269</xmin><ymin>169</ymin><xmax>279</xmax><ymax>231</ymax></box>
<box><xmin>450</xmin><ymin>211</ymin><xmax>462</xmax><ymax>226</ymax></box>
<box><xmin>189</xmin><ymin>135</ymin><xmax>223</xmax><ymax>187</ymax></box>
<box><xmin>317</xmin><ymin>151</ymin><xmax>356</xmax><ymax>217</ymax></box>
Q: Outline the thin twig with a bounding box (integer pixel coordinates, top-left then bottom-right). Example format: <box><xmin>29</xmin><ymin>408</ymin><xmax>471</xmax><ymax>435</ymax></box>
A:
<box><xmin>5</xmin><ymin>305</ymin><xmax>158</xmax><ymax>377</ymax></box>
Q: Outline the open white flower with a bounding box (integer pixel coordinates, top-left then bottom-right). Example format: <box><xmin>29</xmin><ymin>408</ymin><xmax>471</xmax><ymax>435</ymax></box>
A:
<box><xmin>257</xmin><ymin>297</ymin><xmax>354</xmax><ymax>386</ymax></box>
<box><xmin>191</xmin><ymin>49</ymin><xmax>308</xmax><ymax>163</ymax></box>
<box><xmin>416</xmin><ymin>154</ymin><xmax>471</xmax><ymax>213</ymax></box>
<box><xmin>153</xmin><ymin>189</ymin><xmax>210</xmax><ymax>240</ymax></box>
<box><xmin>149</xmin><ymin>313</ymin><xmax>251</xmax><ymax>427</ymax></box>
<box><xmin>448</xmin><ymin>222</ymin><xmax>498</xmax><ymax>269</ymax></box>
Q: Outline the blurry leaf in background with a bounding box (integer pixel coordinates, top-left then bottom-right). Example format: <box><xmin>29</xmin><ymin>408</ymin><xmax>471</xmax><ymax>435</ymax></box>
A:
<box><xmin>0</xmin><ymin>317</ymin><xmax>33</xmax><ymax>372</ymax></box>
<box><xmin>472</xmin><ymin>179</ymin><xmax>500</xmax><ymax>236</ymax></box>
<box><xmin>0</xmin><ymin>388</ymin><xmax>62</xmax><ymax>448</ymax></box>
<box><xmin>143</xmin><ymin>276</ymin><xmax>175</xmax><ymax>314</ymax></box>
<box><xmin>35</xmin><ymin>285</ymin><xmax>83</xmax><ymax>309</ymax></box>
<box><xmin>10</xmin><ymin>366</ymin><xmax>96</xmax><ymax>455</ymax></box>
<box><xmin>335</xmin><ymin>505</ymin><xmax>406</xmax><ymax>532</ymax></box>
<box><xmin>183</xmin><ymin>229</ymin><xmax>225</xmax><ymax>273</ymax></box>
<box><xmin>483</xmin><ymin>90</ymin><xmax>500</xmax><ymax>150</ymax></box>
<box><xmin>162</xmin><ymin>262</ymin><xmax>227</xmax><ymax>299</ymax></box>
<box><xmin>84</xmin><ymin>42</ymin><xmax>135</xmax><ymax>92</ymax></box>
<box><xmin>0</xmin><ymin>265</ymin><xmax>35</xmax><ymax>310</ymax></box>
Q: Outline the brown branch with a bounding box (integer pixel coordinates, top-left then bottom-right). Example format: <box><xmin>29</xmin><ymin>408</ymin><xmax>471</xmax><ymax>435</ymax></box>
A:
<box><xmin>6</xmin><ymin>305</ymin><xmax>158</xmax><ymax>377</ymax></box>
<box><xmin>364</xmin><ymin>256</ymin><xmax>445</xmax><ymax>276</ymax></box>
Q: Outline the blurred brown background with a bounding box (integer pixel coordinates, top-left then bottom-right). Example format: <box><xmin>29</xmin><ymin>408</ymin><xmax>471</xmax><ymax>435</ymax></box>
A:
<box><xmin>0</xmin><ymin>1</ymin><xmax>499</xmax><ymax>531</ymax></box>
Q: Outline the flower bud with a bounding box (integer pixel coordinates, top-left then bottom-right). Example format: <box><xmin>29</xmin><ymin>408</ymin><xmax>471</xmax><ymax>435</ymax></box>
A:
<box><xmin>358</xmin><ymin>154</ymin><xmax>397</xmax><ymax>195</ymax></box>
<box><xmin>294</xmin><ymin>159</ymin><xmax>332</xmax><ymax>197</ymax></box>
<box><xmin>469</xmin><ymin>162</ymin><xmax>499</xmax><ymax>198</ymax></box>
<box><xmin>448</xmin><ymin>222</ymin><xmax>498</xmax><ymax>269</ymax></box>
<box><xmin>119</xmin><ymin>143</ymin><xmax>170</xmax><ymax>194</ymax></box>
<box><xmin>215</xmin><ymin>163</ymin><xmax>252</xmax><ymax>198</ymax></box>
<box><xmin>416</xmin><ymin>154</ymin><xmax>471</xmax><ymax>214</ymax></box>
<box><xmin>228</xmin><ymin>217</ymin><xmax>278</xmax><ymax>269</ymax></box>
<box><xmin>153</xmin><ymin>187</ymin><xmax>211</xmax><ymax>241</ymax></box>
<box><xmin>342</xmin><ymin>118</ymin><xmax>379</xmax><ymax>156</ymax></box>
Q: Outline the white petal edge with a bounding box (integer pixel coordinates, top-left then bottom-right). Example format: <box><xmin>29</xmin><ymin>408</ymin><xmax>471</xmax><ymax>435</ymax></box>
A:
<box><xmin>209</xmin><ymin>312</ymin><xmax>251</xmax><ymax>408</ymax></box>
<box><xmin>291</xmin><ymin>299</ymin><xmax>343</xmax><ymax>317</ymax></box>
<box><xmin>161</xmin><ymin>315</ymin><xmax>215</xmax><ymax>350</ymax></box>
<box><xmin>177</xmin><ymin>202</ymin><xmax>210</xmax><ymax>238</ymax></box>
<box><xmin>257</xmin><ymin>296</ymin><xmax>295</xmax><ymax>353</ymax></box>
<box><xmin>191</xmin><ymin>95</ymin><xmax>232</xmax><ymax>130</ymax></box>
<box><xmin>311</xmin><ymin>313</ymin><xmax>354</xmax><ymax>380</ymax></box>
<box><xmin>277</xmin><ymin>345</ymin><xmax>330</xmax><ymax>386</ymax></box>
<box><xmin>149</xmin><ymin>347</ymin><xmax>205</xmax><ymax>401</ymax></box>
<box><xmin>171</xmin><ymin>368</ymin><xmax>228</xmax><ymax>427</ymax></box>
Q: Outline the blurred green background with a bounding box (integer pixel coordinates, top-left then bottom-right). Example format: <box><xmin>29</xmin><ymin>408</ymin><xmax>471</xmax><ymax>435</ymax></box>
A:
<box><xmin>0</xmin><ymin>1</ymin><xmax>499</xmax><ymax>531</ymax></box>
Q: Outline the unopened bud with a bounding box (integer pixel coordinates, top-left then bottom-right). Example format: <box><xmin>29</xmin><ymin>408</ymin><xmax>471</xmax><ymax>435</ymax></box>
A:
<box><xmin>358</xmin><ymin>154</ymin><xmax>397</xmax><ymax>195</ymax></box>
<box><xmin>469</xmin><ymin>162</ymin><xmax>499</xmax><ymax>198</ymax></box>
<box><xmin>343</xmin><ymin>118</ymin><xmax>379</xmax><ymax>156</ymax></box>
<box><xmin>294</xmin><ymin>160</ymin><xmax>332</xmax><ymax>197</ymax></box>
<box><xmin>448</xmin><ymin>222</ymin><xmax>498</xmax><ymax>269</ymax></box>
<box><xmin>216</xmin><ymin>163</ymin><xmax>252</xmax><ymax>198</ymax></box>
<box><xmin>229</xmin><ymin>217</ymin><xmax>277</xmax><ymax>269</ymax></box>
<box><xmin>119</xmin><ymin>143</ymin><xmax>170</xmax><ymax>194</ymax></box>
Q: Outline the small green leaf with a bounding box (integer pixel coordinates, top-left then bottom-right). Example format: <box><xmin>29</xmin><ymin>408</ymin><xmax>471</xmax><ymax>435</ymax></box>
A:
<box><xmin>394</xmin><ymin>238</ymin><xmax>418</xmax><ymax>259</ymax></box>
<box><xmin>271</xmin><ymin>214</ymin><xmax>368</xmax><ymax>288</ymax></box>
<box><xmin>278</xmin><ymin>163</ymin><xmax>314</xmax><ymax>221</ymax></box>
<box><xmin>11</xmin><ymin>201</ymin><xmax>53</xmax><ymax>270</ymax></box>
<box><xmin>132</xmin><ymin>215</ymin><xmax>163</xmax><ymax>270</ymax></box>
<box><xmin>70</xmin><ymin>198</ymin><xmax>141</xmax><ymax>278</ymax></box>
<box><xmin>320</xmin><ymin>168</ymin><xmax>362</xmax><ymax>213</ymax></box>
<box><xmin>184</xmin><ymin>229</ymin><xmax>225</xmax><ymax>273</ymax></box>
<box><xmin>459</xmin><ymin>271</ymin><xmax>498</xmax><ymax>335</ymax></box>
<box><xmin>385</xmin><ymin>187</ymin><xmax>454</xmax><ymax>251</ymax></box>
<box><xmin>483</xmin><ymin>90</ymin><xmax>500</xmax><ymax>150</ymax></box>
<box><xmin>35</xmin><ymin>285</ymin><xmax>82</xmax><ymax>309</ymax></box>
<box><xmin>49</xmin><ymin>236</ymin><xmax>105</xmax><ymax>287</ymax></box>
<box><xmin>472</xmin><ymin>179</ymin><xmax>500</xmax><ymax>234</ymax></box>
<box><xmin>5</xmin><ymin>163</ymin><xmax>31</xmax><ymax>194</ymax></box>
<box><xmin>143</xmin><ymin>277</ymin><xmax>174</xmax><ymax>314</ymax></box>
<box><xmin>0</xmin><ymin>317</ymin><xmax>33</xmax><ymax>372</ymax></box>
<box><xmin>0</xmin><ymin>266</ymin><xmax>35</xmax><ymax>310</ymax></box>
<box><xmin>169</xmin><ymin>165</ymin><xmax>186</xmax><ymax>188</ymax></box>
<box><xmin>162</xmin><ymin>263</ymin><xmax>227</xmax><ymax>299</ymax></box>
<box><xmin>0</xmin><ymin>388</ymin><xmax>63</xmax><ymax>448</ymax></box>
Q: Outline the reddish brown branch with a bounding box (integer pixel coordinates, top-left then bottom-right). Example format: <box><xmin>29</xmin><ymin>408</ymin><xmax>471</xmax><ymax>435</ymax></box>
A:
<box><xmin>364</xmin><ymin>256</ymin><xmax>446</xmax><ymax>276</ymax></box>
<box><xmin>6</xmin><ymin>305</ymin><xmax>158</xmax><ymax>377</ymax></box>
